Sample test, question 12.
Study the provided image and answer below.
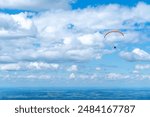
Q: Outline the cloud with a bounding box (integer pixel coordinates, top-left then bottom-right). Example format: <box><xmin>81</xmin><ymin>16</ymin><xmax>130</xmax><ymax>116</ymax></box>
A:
<box><xmin>66</xmin><ymin>49</ymin><xmax>95</xmax><ymax>60</ymax></box>
<box><xmin>0</xmin><ymin>12</ymin><xmax>36</xmax><ymax>40</ymax></box>
<box><xmin>120</xmin><ymin>48</ymin><xmax>150</xmax><ymax>61</ymax></box>
<box><xmin>96</xmin><ymin>67</ymin><xmax>101</xmax><ymax>71</ymax></box>
<box><xmin>77</xmin><ymin>32</ymin><xmax>104</xmax><ymax>45</ymax></box>
<box><xmin>0</xmin><ymin>2</ymin><xmax>150</xmax><ymax>83</ymax></box>
<box><xmin>0</xmin><ymin>3</ymin><xmax>150</xmax><ymax>63</ymax></box>
<box><xmin>67</xmin><ymin>65</ymin><xmax>78</xmax><ymax>72</ymax></box>
<box><xmin>0</xmin><ymin>0</ymin><xmax>74</xmax><ymax>11</ymax></box>
<box><xmin>0</xmin><ymin>63</ymin><xmax>21</xmax><ymax>71</ymax></box>
<box><xmin>132</xmin><ymin>70</ymin><xmax>139</xmax><ymax>74</ymax></box>
<box><xmin>27</xmin><ymin>62</ymin><xmax>59</xmax><ymax>70</ymax></box>
<box><xmin>0</xmin><ymin>55</ymin><xmax>14</xmax><ymax>63</ymax></box>
<box><xmin>135</xmin><ymin>64</ymin><xmax>150</xmax><ymax>70</ymax></box>
<box><xmin>26</xmin><ymin>74</ymin><xmax>52</xmax><ymax>79</ymax></box>
<box><xmin>69</xmin><ymin>73</ymin><xmax>76</xmax><ymax>79</ymax></box>
<box><xmin>106</xmin><ymin>73</ymin><xmax>130</xmax><ymax>80</ymax></box>
<box><xmin>141</xmin><ymin>75</ymin><xmax>150</xmax><ymax>79</ymax></box>
<box><xmin>0</xmin><ymin>62</ymin><xmax>60</xmax><ymax>71</ymax></box>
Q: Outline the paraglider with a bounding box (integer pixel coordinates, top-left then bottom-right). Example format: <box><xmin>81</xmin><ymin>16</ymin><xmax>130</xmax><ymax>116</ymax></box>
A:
<box><xmin>113</xmin><ymin>46</ymin><xmax>117</xmax><ymax>49</ymax></box>
<box><xmin>104</xmin><ymin>30</ymin><xmax>124</xmax><ymax>49</ymax></box>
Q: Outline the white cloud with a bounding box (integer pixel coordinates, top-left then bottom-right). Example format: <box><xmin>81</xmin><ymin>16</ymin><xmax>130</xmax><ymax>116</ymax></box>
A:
<box><xmin>26</xmin><ymin>74</ymin><xmax>52</xmax><ymax>79</ymax></box>
<box><xmin>0</xmin><ymin>64</ymin><xmax>21</xmax><ymax>71</ymax></box>
<box><xmin>78</xmin><ymin>74</ymin><xmax>90</xmax><ymax>79</ymax></box>
<box><xmin>120</xmin><ymin>48</ymin><xmax>150</xmax><ymax>61</ymax></box>
<box><xmin>0</xmin><ymin>55</ymin><xmax>14</xmax><ymax>63</ymax></box>
<box><xmin>69</xmin><ymin>73</ymin><xmax>76</xmax><ymax>79</ymax></box>
<box><xmin>27</xmin><ymin>62</ymin><xmax>59</xmax><ymax>70</ymax></box>
<box><xmin>0</xmin><ymin>12</ymin><xmax>36</xmax><ymax>40</ymax></box>
<box><xmin>67</xmin><ymin>65</ymin><xmax>78</xmax><ymax>72</ymax></box>
<box><xmin>133</xmin><ymin>2</ymin><xmax>150</xmax><ymax>22</ymax></box>
<box><xmin>0</xmin><ymin>2</ymin><xmax>150</xmax><ymax>64</ymax></box>
<box><xmin>11</xmin><ymin>13</ymin><xmax>33</xmax><ymax>30</ymax></box>
<box><xmin>91</xmin><ymin>74</ymin><xmax>97</xmax><ymax>79</ymax></box>
<box><xmin>132</xmin><ymin>70</ymin><xmax>139</xmax><ymax>74</ymax></box>
<box><xmin>141</xmin><ymin>75</ymin><xmax>150</xmax><ymax>79</ymax></box>
<box><xmin>77</xmin><ymin>32</ymin><xmax>104</xmax><ymax>45</ymax></box>
<box><xmin>0</xmin><ymin>0</ymin><xmax>74</xmax><ymax>11</ymax></box>
<box><xmin>96</xmin><ymin>67</ymin><xmax>101</xmax><ymax>71</ymax></box>
<box><xmin>106</xmin><ymin>73</ymin><xmax>130</xmax><ymax>80</ymax></box>
<box><xmin>66</xmin><ymin>49</ymin><xmax>94</xmax><ymax>60</ymax></box>
<box><xmin>0</xmin><ymin>62</ymin><xmax>60</xmax><ymax>71</ymax></box>
<box><xmin>135</xmin><ymin>64</ymin><xmax>150</xmax><ymax>70</ymax></box>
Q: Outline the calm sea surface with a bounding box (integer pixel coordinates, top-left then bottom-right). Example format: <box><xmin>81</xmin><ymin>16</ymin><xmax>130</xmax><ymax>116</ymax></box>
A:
<box><xmin>0</xmin><ymin>87</ymin><xmax>150</xmax><ymax>100</ymax></box>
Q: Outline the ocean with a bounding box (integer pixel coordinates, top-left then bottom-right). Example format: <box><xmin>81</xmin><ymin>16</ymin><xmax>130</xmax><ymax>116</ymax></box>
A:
<box><xmin>0</xmin><ymin>87</ymin><xmax>150</xmax><ymax>100</ymax></box>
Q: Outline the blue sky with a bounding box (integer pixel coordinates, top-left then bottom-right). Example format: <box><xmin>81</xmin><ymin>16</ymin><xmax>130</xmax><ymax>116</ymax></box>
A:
<box><xmin>73</xmin><ymin>0</ymin><xmax>150</xmax><ymax>8</ymax></box>
<box><xmin>0</xmin><ymin>0</ymin><xmax>150</xmax><ymax>88</ymax></box>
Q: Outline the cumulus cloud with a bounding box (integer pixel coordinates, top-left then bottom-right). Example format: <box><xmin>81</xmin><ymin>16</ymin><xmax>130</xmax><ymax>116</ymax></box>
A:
<box><xmin>67</xmin><ymin>65</ymin><xmax>78</xmax><ymax>72</ymax></box>
<box><xmin>0</xmin><ymin>2</ymin><xmax>150</xmax><ymax>82</ymax></box>
<box><xmin>0</xmin><ymin>55</ymin><xmax>14</xmax><ymax>63</ymax></box>
<box><xmin>0</xmin><ymin>62</ymin><xmax>59</xmax><ymax>71</ymax></box>
<box><xmin>120</xmin><ymin>48</ymin><xmax>150</xmax><ymax>61</ymax></box>
<box><xmin>0</xmin><ymin>63</ymin><xmax>21</xmax><ymax>71</ymax></box>
<box><xmin>96</xmin><ymin>67</ymin><xmax>101</xmax><ymax>71</ymax></box>
<box><xmin>26</xmin><ymin>74</ymin><xmax>52</xmax><ymax>79</ymax></box>
<box><xmin>0</xmin><ymin>0</ymin><xmax>74</xmax><ymax>11</ymax></box>
<box><xmin>135</xmin><ymin>64</ymin><xmax>150</xmax><ymax>70</ymax></box>
<box><xmin>0</xmin><ymin>12</ymin><xmax>36</xmax><ymax>40</ymax></box>
<box><xmin>141</xmin><ymin>75</ymin><xmax>150</xmax><ymax>79</ymax></box>
<box><xmin>106</xmin><ymin>73</ymin><xmax>130</xmax><ymax>80</ymax></box>
<box><xmin>27</xmin><ymin>62</ymin><xmax>59</xmax><ymax>70</ymax></box>
<box><xmin>77</xmin><ymin>32</ymin><xmax>103</xmax><ymax>45</ymax></box>
<box><xmin>0</xmin><ymin>3</ymin><xmax>150</xmax><ymax>63</ymax></box>
<box><xmin>69</xmin><ymin>73</ymin><xmax>76</xmax><ymax>79</ymax></box>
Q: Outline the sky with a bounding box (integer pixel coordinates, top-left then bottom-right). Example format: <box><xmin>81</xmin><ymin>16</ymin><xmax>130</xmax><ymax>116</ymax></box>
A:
<box><xmin>0</xmin><ymin>0</ymin><xmax>150</xmax><ymax>88</ymax></box>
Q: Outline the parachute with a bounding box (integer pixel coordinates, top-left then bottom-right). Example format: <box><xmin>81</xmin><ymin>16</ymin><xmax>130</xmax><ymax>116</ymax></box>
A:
<box><xmin>104</xmin><ymin>30</ymin><xmax>124</xmax><ymax>49</ymax></box>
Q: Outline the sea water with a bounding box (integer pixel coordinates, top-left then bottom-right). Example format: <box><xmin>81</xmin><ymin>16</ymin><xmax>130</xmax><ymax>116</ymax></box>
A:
<box><xmin>0</xmin><ymin>87</ymin><xmax>150</xmax><ymax>100</ymax></box>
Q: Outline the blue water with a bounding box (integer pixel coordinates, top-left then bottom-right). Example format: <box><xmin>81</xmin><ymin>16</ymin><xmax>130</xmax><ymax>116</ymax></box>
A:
<box><xmin>0</xmin><ymin>87</ymin><xmax>150</xmax><ymax>100</ymax></box>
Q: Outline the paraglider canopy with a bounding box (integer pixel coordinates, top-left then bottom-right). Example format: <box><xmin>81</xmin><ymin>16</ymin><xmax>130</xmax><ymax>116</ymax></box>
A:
<box><xmin>104</xmin><ymin>30</ymin><xmax>124</xmax><ymax>38</ymax></box>
<box><xmin>104</xmin><ymin>30</ymin><xmax>124</xmax><ymax>49</ymax></box>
